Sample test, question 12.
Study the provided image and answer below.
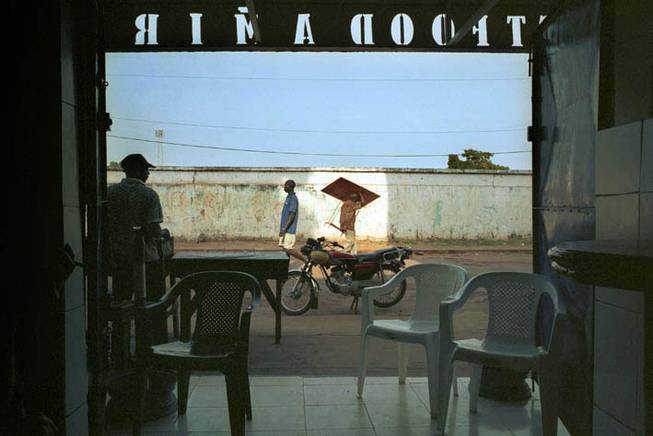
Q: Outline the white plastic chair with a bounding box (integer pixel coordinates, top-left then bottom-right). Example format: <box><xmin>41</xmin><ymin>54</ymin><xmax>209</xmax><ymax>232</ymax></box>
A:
<box><xmin>437</xmin><ymin>272</ymin><xmax>567</xmax><ymax>435</ymax></box>
<box><xmin>357</xmin><ymin>263</ymin><xmax>468</xmax><ymax>418</ymax></box>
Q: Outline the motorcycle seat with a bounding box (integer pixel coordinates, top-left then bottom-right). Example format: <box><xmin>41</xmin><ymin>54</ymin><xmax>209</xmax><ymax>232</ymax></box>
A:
<box><xmin>357</xmin><ymin>247</ymin><xmax>399</xmax><ymax>262</ymax></box>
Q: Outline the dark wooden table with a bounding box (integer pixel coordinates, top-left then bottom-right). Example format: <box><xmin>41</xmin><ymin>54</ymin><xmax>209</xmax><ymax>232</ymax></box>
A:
<box><xmin>169</xmin><ymin>251</ymin><xmax>290</xmax><ymax>344</ymax></box>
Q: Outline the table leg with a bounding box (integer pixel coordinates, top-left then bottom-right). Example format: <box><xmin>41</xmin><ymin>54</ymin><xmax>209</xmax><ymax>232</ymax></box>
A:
<box><xmin>275</xmin><ymin>280</ymin><xmax>282</xmax><ymax>344</ymax></box>
<box><xmin>258</xmin><ymin>280</ymin><xmax>281</xmax><ymax>344</ymax></box>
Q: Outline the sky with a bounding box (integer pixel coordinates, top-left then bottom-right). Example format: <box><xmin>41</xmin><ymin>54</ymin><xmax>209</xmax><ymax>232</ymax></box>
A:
<box><xmin>106</xmin><ymin>51</ymin><xmax>532</xmax><ymax>169</ymax></box>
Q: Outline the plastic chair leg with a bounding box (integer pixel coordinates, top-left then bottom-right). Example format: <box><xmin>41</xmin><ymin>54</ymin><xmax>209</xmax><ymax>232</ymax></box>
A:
<box><xmin>357</xmin><ymin>333</ymin><xmax>369</xmax><ymax>398</ymax></box>
<box><xmin>425</xmin><ymin>339</ymin><xmax>440</xmax><ymax>419</ymax></box>
<box><xmin>437</xmin><ymin>350</ymin><xmax>455</xmax><ymax>435</ymax></box>
<box><xmin>177</xmin><ymin>369</ymin><xmax>191</xmax><ymax>415</ymax></box>
<box><xmin>241</xmin><ymin>365</ymin><xmax>252</xmax><ymax>420</ymax></box>
<box><xmin>469</xmin><ymin>364</ymin><xmax>482</xmax><ymax>413</ymax></box>
<box><xmin>225</xmin><ymin>370</ymin><xmax>246</xmax><ymax>436</ymax></box>
<box><xmin>398</xmin><ymin>342</ymin><xmax>408</xmax><ymax>384</ymax></box>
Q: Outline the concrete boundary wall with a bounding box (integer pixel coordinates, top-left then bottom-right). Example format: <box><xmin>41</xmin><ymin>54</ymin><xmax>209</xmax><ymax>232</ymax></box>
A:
<box><xmin>107</xmin><ymin>167</ymin><xmax>532</xmax><ymax>242</ymax></box>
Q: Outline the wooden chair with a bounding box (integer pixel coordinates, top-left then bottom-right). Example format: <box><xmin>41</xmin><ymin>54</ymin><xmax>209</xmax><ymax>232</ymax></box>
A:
<box><xmin>134</xmin><ymin>271</ymin><xmax>260</xmax><ymax>436</ymax></box>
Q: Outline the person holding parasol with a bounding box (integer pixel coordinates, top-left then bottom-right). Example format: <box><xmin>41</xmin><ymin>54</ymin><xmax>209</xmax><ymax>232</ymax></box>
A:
<box><xmin>323</xmin><ymin>177</ymin><xmax>379</xmax><ymax>255</ymax></box>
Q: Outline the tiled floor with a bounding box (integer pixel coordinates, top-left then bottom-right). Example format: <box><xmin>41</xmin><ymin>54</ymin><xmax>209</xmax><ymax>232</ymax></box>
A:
<box><xmin>107</xmin><ymin>375</ymin><xmax>570</xmax><ymax>435</ymax></box>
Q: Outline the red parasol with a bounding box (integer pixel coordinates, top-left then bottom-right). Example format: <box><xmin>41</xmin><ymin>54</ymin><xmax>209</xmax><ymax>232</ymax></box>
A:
<box><xmin>321</xmin><ymin>177</ymin><xmax>380</xmax><ymax>207</ymax></box>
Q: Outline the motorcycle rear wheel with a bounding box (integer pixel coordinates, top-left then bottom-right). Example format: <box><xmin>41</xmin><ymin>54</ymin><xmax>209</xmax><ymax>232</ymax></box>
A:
<box><xmin>372</xmin><ymin>267</ymin><xmax>407</xmax><ymax>308</ymax></box>
<box><xmin>280</xmin><ymin>270</ymin><xmax>315</xmax><ymax>316</ymax></box>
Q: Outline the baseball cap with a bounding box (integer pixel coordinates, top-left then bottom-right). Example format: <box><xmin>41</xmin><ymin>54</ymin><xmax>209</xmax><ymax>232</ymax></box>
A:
<box><xmin>120</xmin><ymin>154</ymin><xmax>156</xmax><ymax>170</ymax></box>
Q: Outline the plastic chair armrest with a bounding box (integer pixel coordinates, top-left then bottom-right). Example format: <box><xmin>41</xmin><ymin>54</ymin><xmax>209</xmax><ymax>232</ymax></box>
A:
<box><xmin>438</xmin><ymin>299</ymin><xmax>457</xmax><ymax>344</ymax></box>
<box><xmin>359</xmin><ymin>272</ymin><xmax>402</xmax><ymax>323</ymax></box>
<box><xmin>544</xmin><ymin>311</ymin><xmax>569</xmax><ymax>358</ymax></box>
<box><xmin>438</xmin><ymin>279</ymin><xmax>477</xmax><ymax>343</ymax></box>
<box><xmin>362</xmin><ymin>280</ymin><xmax>401</xmax><ymax>299</ymax></box>
<box><xmin>238</xmin><ymin>308</ymin><xmax>254</xmax><ymax>349</ymax></box>
<box><xmin>143</xmin><ymin>278</ymin><xmax>187</xmax><ymax>313</ymax></box>
<box><xmin>444</xmin><ymin>279</ymin><xmax>478</xmax><ymax>313</ymax></box>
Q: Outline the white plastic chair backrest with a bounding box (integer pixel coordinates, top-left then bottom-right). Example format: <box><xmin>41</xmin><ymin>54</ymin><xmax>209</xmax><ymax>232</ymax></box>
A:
<box><xmin>408</xmin><ymin>263</ymin><xmax>468</xmax><ymax>322</ymax></box>
<box><xmin>468</xmin><ymin>272</ymin><xmax>561</xmax><ymax>347</ymax></box>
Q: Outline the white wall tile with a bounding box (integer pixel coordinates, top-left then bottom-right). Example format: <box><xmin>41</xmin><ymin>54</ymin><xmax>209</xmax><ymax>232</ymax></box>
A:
<box><xmin>65</xmin><ymin>306</ymin><xmax>88</xmax><ymax>416</ymax></box>
<box><xmin>593</xmin><ymin>406</ymin><xmax>635</xmax><ymax>435</ymax></box>
<box><xmin>641</xmin><ymin>119</ymin><xmax>653</xmax><ymax>192</ymax></box>
<box><xmin>640</xmin><ymin>192</ymin><xmax>653</xmax><ymax>241</ymax></box>
<box><xmin>63</xmin><ymin>205</ymin><xmax>84</xmax><ymax>310</ymax></box>
<box><xmin>595</xmin><ymin>193</ymin><xmax>639</xmax><ymax>240</ymax></box>
<box><xmin>593</xmin><ymin>302</ymin><xmax>643</xmax><ymax>430</ymax></box>
<box><xmin>595</xmin><ymin>286</ymin><xmax>644</xmax><ymax>314</ymax></box>
<box><xmin>62</xmin><ymin>103</ymin><xmax>79</xmax><ymax>208</ymax></box>
<box><xmin>596</xmin><ymin>122</ymin><xmax>642</xmax><ymax>195</ymax></box>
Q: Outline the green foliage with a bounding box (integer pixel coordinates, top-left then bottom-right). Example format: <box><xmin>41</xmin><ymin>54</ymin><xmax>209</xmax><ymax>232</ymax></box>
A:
<box><xmin>108</xmin><ymin>161</ymin><xmax>121</xmax><ymax>169</ymax></box>
<box><xmin>447</xmin><ymin>149</ymin><xmax>509</xmax><ymax>170</ymax></box>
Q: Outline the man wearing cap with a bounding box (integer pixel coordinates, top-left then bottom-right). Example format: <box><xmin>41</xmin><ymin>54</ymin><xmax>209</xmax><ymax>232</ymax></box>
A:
<box><xmin>107</xmin><ymin>154</ymin><xmax>166</xmax><ymax>358</ymax></box>
<box><xmin>106</xmin><ymin>154</ymin><xmax>177</xmax><ymax>416</ymax></box>
<box><xmin>107</xmin><ymin>153</ymin><xmax>163</xmax><ymax>277</ymax></box>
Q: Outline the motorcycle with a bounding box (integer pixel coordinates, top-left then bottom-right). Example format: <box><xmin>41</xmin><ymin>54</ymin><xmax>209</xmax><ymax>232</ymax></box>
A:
<box><xmin>280</xmin><ymin>236</ymin><xmax>412</xmax><ymax>315</ymax></box>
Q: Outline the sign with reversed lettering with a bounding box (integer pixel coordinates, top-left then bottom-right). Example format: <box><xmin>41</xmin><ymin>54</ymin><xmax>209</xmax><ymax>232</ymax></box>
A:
<box><xmin>102</xmin><ymin>0</ymin><xmax>554</xmax><ymax>52</ymax></box>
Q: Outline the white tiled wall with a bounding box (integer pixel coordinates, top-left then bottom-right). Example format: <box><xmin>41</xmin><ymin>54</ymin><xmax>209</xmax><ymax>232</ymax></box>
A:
<box><xmin>593</xmin><ymin>297</ymin><xmax>644</xmax><ymax>431</ymax></box>
<box><xmin>596</xmin><ymin>121</ymin><xmax>642</xmax><ymax>195</ymax></box>
<box><xmin>640</xmin><ymin>192</ymin><xmax>653</xmax><ymax>241</ymax></box>
<box><xmin>62</xmin><ymin>0</ymin><xmax>88</xmax><ymax>433</ymax></box>
<box><xmin>595</xmin><ymin>194</ymin><xmax>640</xmax><ymax>240</ymax></box>
<box><xmin>593</xmin><ymin>118</ymin><xmax>651</xmax><ymax>435</ymax></box>
<box><xmin>640</xmin><ymin>119</ymin><xmax>653</xmax><ymax>193</ymax></box>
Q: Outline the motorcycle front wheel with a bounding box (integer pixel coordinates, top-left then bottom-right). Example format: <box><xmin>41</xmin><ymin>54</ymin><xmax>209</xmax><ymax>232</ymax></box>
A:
<box><xmin>280</xmin><ymin>270</ymin><xmax>315</xmax><ymax>316</ymax></box>
<box><xmin>372</xmin><ymin>266</ymin><xmax>407</xmax><ymax>308</ymax></box>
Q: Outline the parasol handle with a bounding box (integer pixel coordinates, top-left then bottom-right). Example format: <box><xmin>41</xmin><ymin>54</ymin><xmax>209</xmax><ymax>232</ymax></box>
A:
<box><xmin>326</xmin><ymin>222</ymin><xmax>345</xmax><ymax>234</ymax></box>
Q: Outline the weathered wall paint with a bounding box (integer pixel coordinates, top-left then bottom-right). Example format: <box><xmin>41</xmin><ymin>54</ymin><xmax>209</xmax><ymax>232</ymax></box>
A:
<box><xmin>107</xmin><ymin>167</ymin><xmax>532</xmax><ymax>241</ymax></box>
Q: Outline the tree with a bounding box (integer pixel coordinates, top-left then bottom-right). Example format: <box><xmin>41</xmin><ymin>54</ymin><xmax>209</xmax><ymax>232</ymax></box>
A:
<box><xmin>448</xmin><ymin>149</ymin><xmax>509</xmax><ymax>170</ymax></box>
<box><xmin>108</xmin><ymin>161</ymin><xmax>121</xmax><ymax>169</ymax></box>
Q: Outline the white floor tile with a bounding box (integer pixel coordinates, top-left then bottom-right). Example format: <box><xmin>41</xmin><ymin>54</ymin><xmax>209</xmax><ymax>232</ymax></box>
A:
<box><xmin>444</xmin><ymin>425</ymin><xmax>514</xmax><ymax>436</ymax></box>
<box><xmin>251</xmin><ymin>385</ymin><xmax>304</xmax><ymax>407</ymax></box>
<box><xmin>245</xmin><ymin>406</ymin><xmax>306</xmax><ymax>431</ymax></box>
<box><xmin>366</xmin><ymin>401</ymin><xmax>433</xmax><ymax>428</ymax></box>
<box><xmin>188</xmin><ymin>386</ymin><xmax>228</xmax><ymax>408</ymax></box>
<box><xmin>186</xmin><ymin>430</ymin><xmax>307</xmax><ymax>435</ymax></box>
<box><xmin>304</xmin><ymin>384</ymin><xmax>361</xmax><ymax>406</ymax></box>
<box><xmin>106</xmin><ymin>375</ymin><xmax>570</xmax><ymax>436</ymax></box>
<box><xmin>443</xmin><ymin>397</ymin><xmax>508</xmax><ymax>429</ymax></box>
<box><xmin>305</xmin><ymin>404</ymin><xmax>372</xmax><ymax>430</ymax></box>
<box><xmin>308</xmin><ymin>429</ymin><xmax>376</xmax><ymax>436</ymax></box>
<box><xmin>375</xmin><ymin>426</ymin><xmax>440</xmax><ymax>436</ymax></box>
<box><xmin>176</xmin><ymin>408</ymin><xmax>230</xmax><ymax>432</ymax></box>
<box><xmin>246</xmin><ymin>431</ymin><xmax>307</xmax><ymax>436</ymax></box>
<box><xmin>407</xmin><ymin>377</ymin><xmax>429</xmax><ymax>384</ymax></box>
<box><xmin>364</xmin><ymin>376</ymin><xmax>401</xmax><ymax>384</ymax></box>
<box><xmin>304</xmin><ymin>377</ymin><xmax>357</xmax><ymax>385</ymax></box>
<box><xmin>191</xmin><ymin>373</ymin><xmax>225</xmax><ymax>386</ymax></box>
<box><xmin>250</xmin><ymin>376</ymin><xmax>303</xmax><ymax>386</ymax></box>
<box><xmin>360</xmin><ymin>382</ymin><xmax>423</xmax><ymax>405</ymax></box>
